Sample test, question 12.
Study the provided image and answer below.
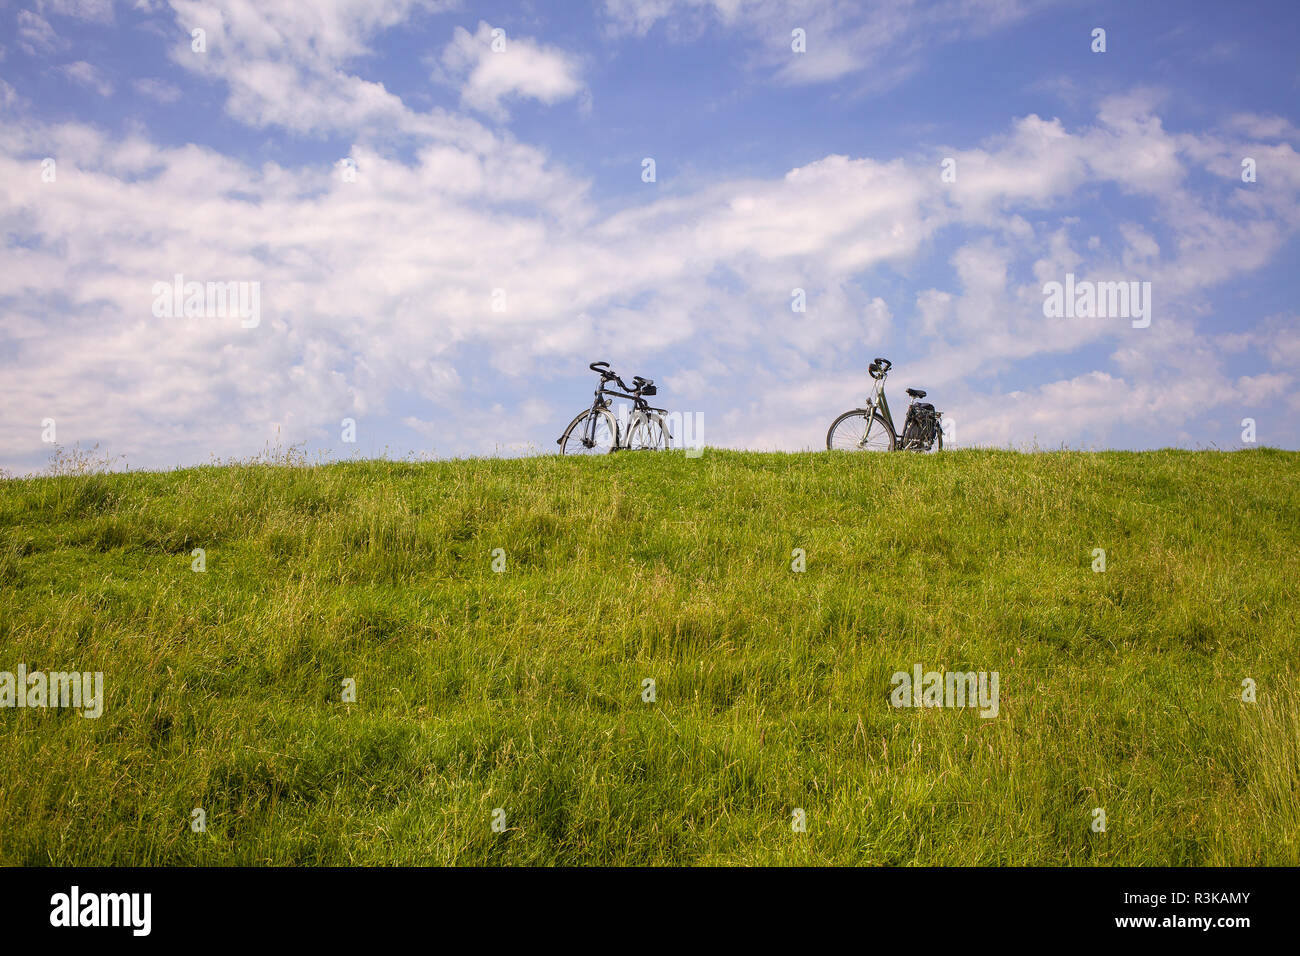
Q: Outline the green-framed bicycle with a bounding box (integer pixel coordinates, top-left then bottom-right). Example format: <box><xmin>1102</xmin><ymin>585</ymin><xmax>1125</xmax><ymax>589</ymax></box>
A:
<box><xmin>826</xmin><ymin>357</ymin><xmax>943</xmax><ymax>452</ymax></box>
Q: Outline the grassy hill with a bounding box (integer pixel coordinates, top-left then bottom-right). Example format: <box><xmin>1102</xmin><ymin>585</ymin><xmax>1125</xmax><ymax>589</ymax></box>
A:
<box><xmin>1</xmin><ymin>448</ymin><xmax>1297</xmax><ymax>865</ymax></box>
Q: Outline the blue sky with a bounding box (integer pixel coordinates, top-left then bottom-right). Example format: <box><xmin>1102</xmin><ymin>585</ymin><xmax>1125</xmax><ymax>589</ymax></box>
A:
<box><xmin>2</xmin><ymin>0</ymin><xmax>1299</xmax><ymax>473</ymax></box>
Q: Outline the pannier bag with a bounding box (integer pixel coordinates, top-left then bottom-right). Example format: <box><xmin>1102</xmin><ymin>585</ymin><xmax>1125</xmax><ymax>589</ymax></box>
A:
<box><xmin>903</xmin><ymin>403</ymin><xmax>937</xmax><ymax>446</ymax></box>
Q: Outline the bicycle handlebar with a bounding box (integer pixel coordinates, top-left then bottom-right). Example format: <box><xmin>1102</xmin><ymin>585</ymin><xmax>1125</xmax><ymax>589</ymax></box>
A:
<box><xmin>868</xmin><ymin>357</ymin><xmax>892</xmax><ymax>380</ymax></box>
<box><xmin>589</xmin><ymin>361</ymin><xmax>634</xmax><ymax>393</ymax></box>
<box><xmin>589</xmin><ymin>361</ymin><xmax>656</xmax><ymax>395</ymax></box>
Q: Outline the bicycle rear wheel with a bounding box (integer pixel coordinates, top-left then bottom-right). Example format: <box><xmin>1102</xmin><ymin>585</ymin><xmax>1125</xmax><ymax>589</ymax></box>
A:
<box><xmin>625</xmin><ymin>411</ymin><xmax>669</xmax><ymax>450</ymax></box>
<box><xmin>827</xmin><ymin>409</ymin><xmax>894</xmax><ymax>451</ymax></box>
<box><xmin>559</xmin><ymin>408</ymin><xmax>618</xmax><ymax>454</ymax></box>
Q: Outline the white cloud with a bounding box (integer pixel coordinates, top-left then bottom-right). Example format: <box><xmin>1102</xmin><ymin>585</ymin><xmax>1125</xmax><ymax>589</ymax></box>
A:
<box><xmin>6</xmin><ymin>90</ymin><xmax>1300</xmax><ymax>470</ymax></box>
<box><xmin>602</xmin><ymin>0</ymin><xmax>1063</xmax><ymax>89</ymax></box>
<box><xmin>4</xmin><ymin>3</ymin><xmax>1300</xmax><ymax>471</ymax></box>
<box><xmin>438</xmin><ymin>21</ymin><xmax>585</xmax><ymax>119</ymax></box>
<box><xmin>1235</xmin><ymin>372</ymin><xmax>1291</xmax><ymax>406</ymax></box>
<box><xmin>131</xmin><ymin>77</ymin><xmax>183</xmax><ymax>103</ymax></box>
<box><xmin>38</xmin><ymin>0</ymin><xmax>115</xmax><ymax>23</ymax></box>
<box><xmin>17</xmin><ymin>10</ymin><xmax>67</xmax><ymax>56</ymax></box>
<box><xmin>169</xmin><ymin>0</ymin><xmax>441</xmax><ymax>67</ymax></box>
<box><xmin>61</xmin><ymin>61</ymin><xmax>114</xmax><ymax>96</ymax></box>
<box><xmin>1227</xmin><ymin>113</ymin><xmax>1299</xmax><ymax>142</ymax></box>
<box><xmin>166</xmin><ymin>0</ymin><xmax>460</xmax><ymax>138</ymax></box>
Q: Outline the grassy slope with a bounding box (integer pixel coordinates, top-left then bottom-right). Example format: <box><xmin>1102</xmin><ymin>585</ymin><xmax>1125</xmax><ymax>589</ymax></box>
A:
<box><xmin>0</xmin><ymin>449</ymin><xmax>1297</xmax><ymax>866</ymax></box>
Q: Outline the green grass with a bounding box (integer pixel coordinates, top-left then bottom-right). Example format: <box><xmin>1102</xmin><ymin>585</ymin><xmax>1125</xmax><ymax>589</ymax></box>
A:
<box><xmin>1</xmin><ymin>448</ymin><xmax>1297</xmax><ymax>865</ymax></box>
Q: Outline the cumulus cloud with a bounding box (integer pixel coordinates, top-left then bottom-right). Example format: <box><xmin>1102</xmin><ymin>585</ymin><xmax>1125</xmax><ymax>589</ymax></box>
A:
<box><xmin>4</xmin><ymin>86</ymin><xmax>1300</xmax><ymax>472</ymax></box>
<box><xmin>1227</xmin><ymin>112</ymin><xmax>1299</xmax><ymax>141</ymax></box>
<box><xmin>438</xmin><ymin>21</ymin><xmax>585</xmax><ymax>119</ymax></box>
<box><xmin>167</xmin><ymin>0</ymin><xmax>460</xmax><ymax>137</ymax></box>
<box><xmin>3</xmin><ymin>0</ymin><xmax>1299</xmax><ymax>472</ymax></box>
<box><xmin>61</xmin><ymin>61</ymin><xmax>114</xmax><ymax>96</ymax></box>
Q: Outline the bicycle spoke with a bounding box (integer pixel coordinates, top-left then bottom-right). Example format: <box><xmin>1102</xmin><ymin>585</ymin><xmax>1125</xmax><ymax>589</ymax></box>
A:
<box><xmin>560</xmin><ymin>409</ymin><xmax>616</xmax><ymax>454</ymax></box>
<box><xmin>626</xmin><ymin>411</ymin><xmax>667</xmax><ymax>451</ymax></box>
<box><xmin>828</xmin><ymin>410</ymin><xmax>893</xmax><ymax>451</ymax></box>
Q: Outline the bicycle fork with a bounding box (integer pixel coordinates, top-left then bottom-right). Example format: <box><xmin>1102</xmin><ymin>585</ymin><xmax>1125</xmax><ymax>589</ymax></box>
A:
<box><xmin>584</xmin><ymin>394</ymin><xmax>610</xmax><ymax>449</ymax></box>
<box><xmin>861</xmin><ymin>381</ymin><xmax>888</xmax><ymax>448</ymax></box>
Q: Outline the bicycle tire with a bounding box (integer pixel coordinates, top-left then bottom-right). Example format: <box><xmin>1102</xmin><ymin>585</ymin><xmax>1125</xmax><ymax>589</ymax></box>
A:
<box><xmin>826</xmin><ymin>409</ymin><xmax>895</xmax><ymax>451</ymax></box>
<box><xmin>559</xmin><ymin>407</ymin><xmax>618</xmax><ymax>455</ymax></box>
<box><xmin>625</xmin><ymin>410</ymin><xmax>670</xmax><ymax>451</ymax></box>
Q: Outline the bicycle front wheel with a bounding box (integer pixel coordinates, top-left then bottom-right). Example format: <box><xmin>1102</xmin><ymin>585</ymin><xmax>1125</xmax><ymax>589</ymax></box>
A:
<box><xmin>559</xmin><ymin>407</ymin><xmax>618</xmax><ymax>455</ymax></box>
<box><xmin>827</xmin><ymin>410</ymin><xmax>894</xmax><ymax>451</ymax></box>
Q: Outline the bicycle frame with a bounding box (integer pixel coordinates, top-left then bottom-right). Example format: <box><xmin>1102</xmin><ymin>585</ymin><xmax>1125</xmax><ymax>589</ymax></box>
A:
<box><xmin>582</xmin><ymin>382</ymin><xmax>669</xmax><ymax>448</ymax></box>
<box><xmin>864</xmin><ymin>375</ymin><xmax>899</xmax><ymax>436</ymax></box>
<box><xmin>827</xmin><ymin>356</ymin><xmax>942</xmax><ymax>452</ymax></box>
<box><xmin>861</xmin><ymin>373</ymin><xmax>934</xmax><ymax>448</ymax></box>
<box><xmin>582</xmin><ymin>381</ymin><xmax>612</xmax><ymax>445</ymax></box>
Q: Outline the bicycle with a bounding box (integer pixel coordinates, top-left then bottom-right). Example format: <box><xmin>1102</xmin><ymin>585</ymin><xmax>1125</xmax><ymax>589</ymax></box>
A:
<box><xmin>557</xmin><ymin>361</ymin><xmax>672</xmax><ymax>454</ymax></box>
<box><xmin>826</xmin><ymin>357</ymin><xmax>943</xmax><ymax>452</ymax></box>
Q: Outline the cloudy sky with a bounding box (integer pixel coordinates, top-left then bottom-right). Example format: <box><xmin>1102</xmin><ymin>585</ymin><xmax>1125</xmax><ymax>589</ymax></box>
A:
<box><xmin>1</xmin><ymin>0</ymin><xmax>1298</xmax><ymax>473</ymax></box>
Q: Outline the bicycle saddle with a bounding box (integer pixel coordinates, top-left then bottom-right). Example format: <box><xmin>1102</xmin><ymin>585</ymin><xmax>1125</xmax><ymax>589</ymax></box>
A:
<box><xmin>906</xmin><ymin>388</ymin><xmax>926</xmax><ymax>399</ymax></box>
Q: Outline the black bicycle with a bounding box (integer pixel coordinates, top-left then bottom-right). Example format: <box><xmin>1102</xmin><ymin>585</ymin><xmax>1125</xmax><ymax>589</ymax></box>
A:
<box><xmin>826</xmin><ymin>357</ymin><xmax>943</xmax><ymax>452</ymax></box>
<box><xmin>558</xmin><ymin>361</ymin><xmax>671</xmax><ymax>454</ymax></box>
